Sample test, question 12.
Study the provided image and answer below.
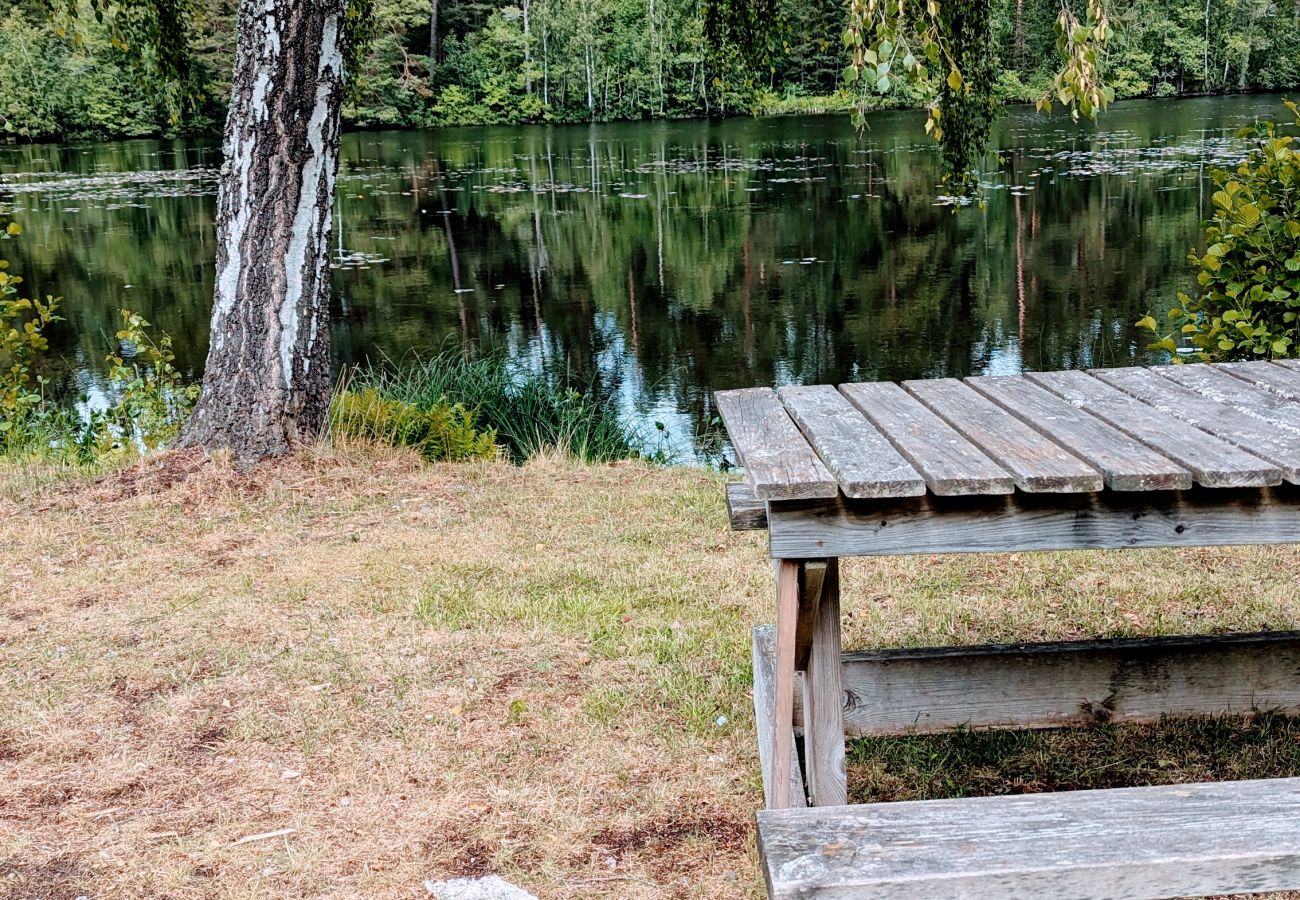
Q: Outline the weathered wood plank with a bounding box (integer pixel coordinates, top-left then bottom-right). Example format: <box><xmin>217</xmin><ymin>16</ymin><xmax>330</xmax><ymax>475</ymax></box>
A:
<box><xmin>838</xmin><ymin>381</ymin><xmax>1014</xmax><ymax>496</ymax></box>
<box><xmin>790</xmin><ymin>631</ymin><xmax>1300</xmax><ymax>736</ymax></box>
<box><xmin>777</xmin><ymin>385</ymin><xmax>926</xmax><ymax>499</ymax></box>
<box><xmin>758</xmin><ymin>778</ymin><xmax>1300</xmax><ymax>899</ymax></box>
<box><xmin>766</xmin><ymin>484</ymin><xmax>1300</xmax><ymax>558</ymax></box>
<box><xmin>966</xmin><ymin>375</ymin><xmax>1191</xmax><ymax>491</ymax></box>
<box><xmin>792</xmin><ymin>561</ymin><xmax>828</xmax><ymax>671</ymax></box>
<box><xmin>904</xmin><ymin>378</ymin><xmax>1102</xmax><ymax>492</ymax></box>
<box><xmin>771</xmin><ymin>559</ymin><xmax>801</xmax><ymax>810</ymax></box>
<box><xmin>1154</xmin><ymin>362</ymin><xmax>1300</xmax><ymax>433</ymax></box>
<box><xmin>751</xmin><ymin>626</ymin><xmax>806</xmax><ymax>810</ymax></box>
<box><xmin>715</xmin><ymin>388</ymin><xmax>838</xmax><ymax>501</ymax></box>
<box><xmin>1028</xmin><ymin>369</ymin><xmax>1281</xmax><ymax>488</ymax></box>
<box><xmin>800</xmin><ymin>559</ymin><xmax>847</xmax><ymax>807</ymax></box>
<box><xmin>1092</xmin><ymin>366</ymin><xmax>1300</xmax><ymax>482</ymax></box>
<box><xmin>1216</xmin><ymin>359</ymin><xmax>1300</xmax><ymax>401</ymax></box>
<box><xmin>726</xmin><ymin>482</ymin><xmax>767</xmax><ymax>531</ymax></box>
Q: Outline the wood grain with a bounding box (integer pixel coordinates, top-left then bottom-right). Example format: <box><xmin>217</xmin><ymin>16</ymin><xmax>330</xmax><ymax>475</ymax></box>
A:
<box><xmin>777</xmin><ymin>384</ymin><xmax>926</xmax><ymax>498</ymax></box>
<box><xmin>799</xmin><ymin>559</ymin><xmax>847</xmax><ymax>807</ymax></box>
<box><xmin>1092</xmin><ymin>366</ymin><xmax>1300</xmax><ymax>482</ymax></box>
<box><xmin>838</xmin><ymin>381</ymin><xmax>1014</xmax><ymax>496</ymax></box>
<box><xmin>751</xmin><ymin>626</ymin><xmax>806</xmax><ymax>810</ymax></box>
<box><xmin>771</xmin><ymin>559</ymin><xmax>801</xmax><ymax>810</ymax></box>
<box><xmin>792</xmin><ymin>561</ymin><xmax>827</xmax><ymax>671</ymax></box>
<box><xmin>758</xmin><ymin>778</ymin><xmax>1300</xmax><ymax>899</ymax></box>
<box><xmin>725</xmin><ymin>482</ymin><xmax>767</xmax><ymax>531</ymax></box>
<box><xmin>788</xmin><ymin>631</ymin><xmax>1300</xmax><ymax>736</ymax></box>
<box><xmin>765</xmin><ymin>484</ymin><xmax>1300</xmax><ymax>558</ymax></box>
<box><xmin>1218</xmin><ymin>359</ymin><xmax>1300</xmax><ymax>399</ymax></box>
<box><xmin>1028</xmin><ymin>368</ymin><xmax>1281</xmax><ymax>488</ymax></box>
<box><xmin>715</xmin><ymin>388</ymin><xmax>838</xmax><ymax>501</ymax></box>
<box><xmin>1154</xmin><ymin>362</ymin><xmax>1300</xmax><ymax>432</ymax></box>
<box><xmin>904</xmin><ymin>378</ymin><xmax>1102</xmax><ymax>492</ymax></box>
<box><xmin>966</xmin><ymin>374</ymin><xmax>1191</xmax><ymax>491</ymax></box>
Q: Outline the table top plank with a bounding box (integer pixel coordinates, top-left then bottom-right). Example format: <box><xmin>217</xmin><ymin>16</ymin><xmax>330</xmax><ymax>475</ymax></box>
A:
<box><xmin>1155</xmin><ymin>363</ymin><xmax>1300</xmax><ymax>432</ymax></box>
<box><xmin>1216</xmin><ymin>360</ymin><xmax>1300</xmax><ymax>400</ymax></box>
<box><xmin>966</xmin><ymin>375</ymin><xmax>1192</xmax><ymax>491</ymax></box>
<box><xmin>838</xmin><ymin>381</ymin><xmax>1014</xmax><ymax>496</ymax></box>
<box><xmin>777</xmin><ymin>385</ymin><xmax>926</xmax><ymax>499</ymax></box>
<box><xmin>1092</xmin><ymin>366</ymin><xmax>1300</xmax><ymax>483</ymax></box>
<box><xmin>1027</xmin><ymin>369</ymin><xmax>1281</xmax><ymax>488</ymax></box>
<box><xmin>715</xmin><ymin>387</ymin><xmax>838</xmax><ymax>501</ymax></box>
<box><xmin>903</xmin><ymin>378</ymin><xmax>1103</xmax><ymax>493</ymax></box>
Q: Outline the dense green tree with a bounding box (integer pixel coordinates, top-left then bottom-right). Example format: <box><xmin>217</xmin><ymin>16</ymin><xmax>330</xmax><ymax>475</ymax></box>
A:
<box><xmin>4</xmin><ymin>0</ymin><xmax>1297</xmax><ymax>140</ymax></box>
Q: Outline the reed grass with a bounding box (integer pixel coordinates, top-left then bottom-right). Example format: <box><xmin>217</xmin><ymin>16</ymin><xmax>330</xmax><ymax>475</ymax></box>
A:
<box><xmin>342</xmin><ymin>351</ymin><xmax>643</xmax><ymax>464</ymax></box>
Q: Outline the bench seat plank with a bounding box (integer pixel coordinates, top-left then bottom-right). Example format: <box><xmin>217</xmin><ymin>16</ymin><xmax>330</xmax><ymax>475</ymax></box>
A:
<box><xmin>758</xmin><ymin>777</ymin><xmax>1300</xmax><ymax>900</ymax></box>
<box><xmin>838</xmin><ymin>382</ymin><xmax>1014</xmax><ymax>496</ymax></box>
<box><xmin>1092</xmin><ymin>366</ymin><xmax>1300</xmax><ymax>482</ymax></box>
<box><xmin>903</xmin><ymin>378</ymin><xmax>1103</xmax><ymax>493</ymax></box>
<box><xmin>1154</xmin><ymin>363</ymin><xmax>1300</xmax><ymax>433</ymax></box>
<box><xmin>1028</xmin><ymin>369</ymin><xmax>1280</xmax><ymax>488</ymax></box>
<box><xmin>966</xmin><ymin>375</ymin><xmax>1191</xmax><ymax>491</ymax></box>
<box><xmin>777</xmin><ymin>385</ymin><xmax>926</xmax><ymax>499</ymax></box>
<box><xmin>716</xmin><ymin>388</ymin><xmax>838</xmax><ymax>501</ymax></box>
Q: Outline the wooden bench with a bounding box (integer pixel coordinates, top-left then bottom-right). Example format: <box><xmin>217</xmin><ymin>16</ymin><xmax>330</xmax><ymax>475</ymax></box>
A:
<box><xmin>758</xmin><ymin>778</ymin><xmax>1300</xmax><ymax>899</ymax></box>
<box><xmin>718</xmin><ymin>361</ymin><xmax>1300</xmax><ymax>898</ymax></box>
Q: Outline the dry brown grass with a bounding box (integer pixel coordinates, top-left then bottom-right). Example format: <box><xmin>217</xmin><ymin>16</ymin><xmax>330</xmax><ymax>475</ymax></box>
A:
<box><xmin>3</xmin><ymin>445</ymin><xmax>1300</xmax><ymax>898</ymax></box>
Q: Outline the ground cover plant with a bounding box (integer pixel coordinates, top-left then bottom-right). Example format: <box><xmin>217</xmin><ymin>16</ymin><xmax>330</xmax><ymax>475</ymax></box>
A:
<box><xmin>4</xmin><ymin>447</ymin><xmax>1300</xmax><ymax>897</ymax></box>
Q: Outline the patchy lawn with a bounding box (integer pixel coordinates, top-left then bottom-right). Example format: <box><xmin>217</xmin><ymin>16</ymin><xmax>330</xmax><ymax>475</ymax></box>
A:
<box><xmin>3</xmin><ymin>446</ymin><xmax>1300</xmax><ymax>898</ymax></box>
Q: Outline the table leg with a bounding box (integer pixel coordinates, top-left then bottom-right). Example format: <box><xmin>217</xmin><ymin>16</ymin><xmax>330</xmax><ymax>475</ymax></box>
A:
<box><xmin>771</xmin><ymin>559</ymin><xmax>800</xmax><ymax>810</ymax></box>
<box><xmin>802</xmin><ymin>557</ymin><xmax>847</xmax><ymax>806</ymax></box>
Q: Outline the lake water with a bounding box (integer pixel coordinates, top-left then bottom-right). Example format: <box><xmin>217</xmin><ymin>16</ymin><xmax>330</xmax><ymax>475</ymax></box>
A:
<box><xmin>0</xmin><ymin>94</ymin><xmax>1287</xmax><ymax>458</ymax></box>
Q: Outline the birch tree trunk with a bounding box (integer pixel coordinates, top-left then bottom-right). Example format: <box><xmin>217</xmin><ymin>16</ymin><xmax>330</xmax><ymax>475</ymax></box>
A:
<box><xmin>179</xmin><ymin>0</ymin><xmax>348</xmax><ymax>462</ymax></box>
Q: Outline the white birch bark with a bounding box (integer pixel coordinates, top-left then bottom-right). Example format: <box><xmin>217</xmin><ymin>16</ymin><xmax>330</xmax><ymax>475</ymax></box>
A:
<box><xmin>180</xmin><ymin>0</ymin><xmax>349</xmax><ymax>461</ymax></box>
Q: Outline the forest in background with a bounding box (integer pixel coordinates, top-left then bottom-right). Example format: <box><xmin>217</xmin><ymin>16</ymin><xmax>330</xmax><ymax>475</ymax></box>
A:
<box><xmin>1</xmin><ymin>0</ymin><xmax>1299</xmax><ymax>140</ymax></box>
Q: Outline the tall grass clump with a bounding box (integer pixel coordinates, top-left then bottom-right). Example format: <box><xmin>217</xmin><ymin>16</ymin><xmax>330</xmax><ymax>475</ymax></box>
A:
<box><xmin>342</xmin><ymin>351</ymin><xmax>642</xmax><ymax>464</ymax></box>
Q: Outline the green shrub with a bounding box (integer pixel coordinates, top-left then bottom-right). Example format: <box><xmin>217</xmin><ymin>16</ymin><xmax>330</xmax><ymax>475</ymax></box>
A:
<box><xmin>330</xmin><ymin>387</ymin><xmax>499</xmax><ymax>462</ymax></box>
<box><xmin>1141</xmin><ymin>102</ymin><xmax>1300</xmax><ymax>361</ymax></box>
<box><xmin>3</xmin><ymin>226</ymin><xmax>198</xmax><ymax>462</ymax></box>
<box><xmin>103</xmin><ymin>309</ymin><xmax>201</xmax><ymax>450</ymax></box>
<box><xmin>1</xmin><ymin>289</ymin><xmax>58</xmax><ymax>430</ymax></box>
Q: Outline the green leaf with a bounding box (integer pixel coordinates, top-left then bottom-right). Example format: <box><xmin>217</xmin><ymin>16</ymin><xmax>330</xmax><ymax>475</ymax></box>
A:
<box><xmin>946</xmin><ymin>69</ymin><xmax>963</xmax><ymax>91</ymax></box>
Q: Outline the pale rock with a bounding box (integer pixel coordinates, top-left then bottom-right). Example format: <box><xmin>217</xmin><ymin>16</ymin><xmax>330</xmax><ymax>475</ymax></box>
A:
<box><xmin>422</xmin><ymin>875</ymin><xmax>537</xmax><ymax>900</ymax></box>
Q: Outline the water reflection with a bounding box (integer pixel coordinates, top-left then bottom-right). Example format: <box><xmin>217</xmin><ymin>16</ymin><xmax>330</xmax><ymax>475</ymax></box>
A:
<box><xmin>0</xmin><ymin>94</ymin><xmax>1285</xmax><ymax>458</ymax></box>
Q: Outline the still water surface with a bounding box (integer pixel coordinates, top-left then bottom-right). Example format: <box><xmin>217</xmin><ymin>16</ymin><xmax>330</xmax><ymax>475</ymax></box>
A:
<box><xmin>0</xmin><ymin>94</ymin><xmax>1286</xmax><ymax>457</ymax></box>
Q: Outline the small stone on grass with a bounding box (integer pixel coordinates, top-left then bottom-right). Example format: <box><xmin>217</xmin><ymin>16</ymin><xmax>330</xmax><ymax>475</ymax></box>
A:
<box><xmin>423</xmin><ymin>875</ymin><xmax>537</xmax><ymax>900</ymax></box>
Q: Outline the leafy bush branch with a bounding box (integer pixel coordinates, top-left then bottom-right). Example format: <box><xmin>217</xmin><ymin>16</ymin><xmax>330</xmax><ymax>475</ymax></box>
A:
<box><xmin>1140</xmin><ymin>101</ymin><xmax>1300</xmax><ymax>361</ymax></box>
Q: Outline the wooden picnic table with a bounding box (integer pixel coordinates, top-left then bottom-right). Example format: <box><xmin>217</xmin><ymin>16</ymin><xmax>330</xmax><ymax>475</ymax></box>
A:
<box><xmin>718</xmin><ymin>361</ymin><xmax>1300</xmax><ymax>898</ymax></box>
